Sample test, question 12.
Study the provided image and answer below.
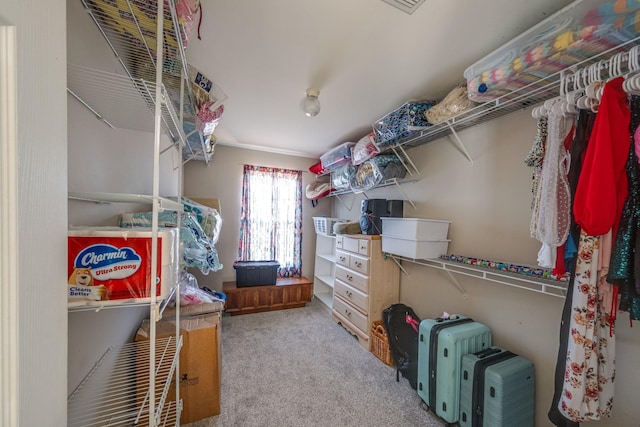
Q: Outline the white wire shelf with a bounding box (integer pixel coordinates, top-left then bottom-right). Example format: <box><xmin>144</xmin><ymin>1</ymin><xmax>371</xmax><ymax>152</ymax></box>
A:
<box><xmin>74</xmin><ymin>0</ymin><xmax>211</xmax><ymax>163</ymax></box>
<box><xmin>67</xmin><ymin>336</ymin><xmax>182</xmax><ymax>427</ymax></box>
<box><xmin>67</xmin><ymin>64</ymin><xmax>187</xmax><ymax>147</ymax></box>
<box><xmin>68</xmin><ymin>284</ymin><xmax>178</xmax><ymax>314</ymax></box>
<box><xmin>388</xmin><ymin>255</ymin><xmax>568</xmax><ymax>298</ymax></box>
<box><xmin>379</xmin><ymin>34</ymin><xmax>640</xmax><ymax>154</ymax></box>
<box><xmin>68</xmin><ymin>191</ymin><xmax>184</xmax><ymax>212</ymax></box>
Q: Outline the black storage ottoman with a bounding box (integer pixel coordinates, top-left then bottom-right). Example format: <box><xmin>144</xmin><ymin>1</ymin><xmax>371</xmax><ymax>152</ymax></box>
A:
<box><xmin>233</xmin><ymin>260</ymin><xmax>280</xmax><ymax>287</ymax></box>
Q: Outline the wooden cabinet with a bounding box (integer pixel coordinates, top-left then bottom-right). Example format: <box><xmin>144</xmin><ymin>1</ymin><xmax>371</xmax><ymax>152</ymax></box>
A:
<box><xmin>223</xmin><ymin>277</ymin><xmax>313</xmax><ymax>315</ymax></box>
<box><xmin>331</xmin><ymin>235</ymin><xmax>399</xmax><ymax>351</ymax></box>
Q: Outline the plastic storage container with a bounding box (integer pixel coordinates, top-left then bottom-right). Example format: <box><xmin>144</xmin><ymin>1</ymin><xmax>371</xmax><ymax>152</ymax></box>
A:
<box><xmin>320</xmin><ymin>142</ymin><xmax>356</xmax><ymax>170</ymax></box>
<box><xmin>464</xmin><ymin>0</ymin><xmax>640</xmax><ymax>102</ymax></box>
<box><xmin>233</xmin><ymin>260</ymin><xmax>280</xmax><ymax>287</ymax></box>
<box><xmin>381</xmin><ymin>218</ymin><xmax>451</xmax><ymax>240</ymax></box>
<box><xmin>381</xmin><ymin>235</ymin><xmax>450</xmax><ymax>259</ymax></box>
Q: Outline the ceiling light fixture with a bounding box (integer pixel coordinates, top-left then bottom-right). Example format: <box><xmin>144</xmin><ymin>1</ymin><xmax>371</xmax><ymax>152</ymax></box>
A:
<box><xmin>302</xmin><ymin>88</ymin><xmax>321</xmax><ymax>117</ymax></box>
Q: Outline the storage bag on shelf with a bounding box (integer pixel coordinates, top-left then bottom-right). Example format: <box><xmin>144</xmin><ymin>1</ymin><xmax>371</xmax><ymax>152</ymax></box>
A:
<box><xmin>373</xmin><ymin>101</ymin><xmax>436</xmax><ymax>147</ymax></box>
<box><xmin>188</xmin><ymin>65</ymin><xmax>227</xmax><ymax>138</ymax></box>
<box><xmin>119</xmin><ymin>211</ymin><xmax>223</xmax><ymax>274</ymax></box>
<box><xmin>350</xmin><ymin>155</ymin><xmax>407</xmax><ymax>193</ymax></box>
<box><xmin>425</xmin><ymin>86</ymin><xmax>477</xmax><ymax>124</ymax></box>
<box><xmin>351</xmin><ymin>132</ymin><xmax>380</xmax><ymax>166</ymax></box>
<box><xmin>331</xmin><ymin>163</ymin><xmax>356</xmax><ymax>191</ymax></box>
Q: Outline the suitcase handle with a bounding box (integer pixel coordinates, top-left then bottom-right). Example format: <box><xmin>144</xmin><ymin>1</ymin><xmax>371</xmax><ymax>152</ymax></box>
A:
<box><xmin>475</xmin><ymin>347</ymin><xmax>502</xmax><ymax>359</ymax></box>
<box><xmin>435</xmin><ymin>314</ymin><xmax>463</xmax><ymax>323</ymax></box>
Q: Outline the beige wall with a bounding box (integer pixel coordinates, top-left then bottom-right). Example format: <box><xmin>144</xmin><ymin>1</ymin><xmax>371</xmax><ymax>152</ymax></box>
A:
<box><xmin>183</xmin><ymin>144</ymin><xmax>331</xmax><ymax>291</ymax></box>
<box><xmin>334</xmin><ymin>109</ymin><xmax>640</xmax><ymax>427</ymax></box>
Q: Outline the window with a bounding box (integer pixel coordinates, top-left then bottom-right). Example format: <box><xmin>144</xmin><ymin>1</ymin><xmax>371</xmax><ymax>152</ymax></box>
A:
<box><xmin>238</xmin><ymin>165</ymin><xmax>303</xmax><ymax>277</ymax></box>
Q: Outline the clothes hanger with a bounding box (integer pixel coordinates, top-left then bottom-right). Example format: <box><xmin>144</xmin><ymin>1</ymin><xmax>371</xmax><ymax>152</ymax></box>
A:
<box><xmin>623</xmin><ymin>46</ymin><xmax>640</xmax><ymax>95</ymax></box>
<box><xmin>575</xmin><ymin>67</ymin><xmax>592</xmax><ymax>110</ymax></box>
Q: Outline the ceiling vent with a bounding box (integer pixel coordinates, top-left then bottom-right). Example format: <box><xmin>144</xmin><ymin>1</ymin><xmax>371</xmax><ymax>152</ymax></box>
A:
<box><xmin>381</xmin><ymin>0</ymin><xmax>425</xmax><ymax>15</ymax></box>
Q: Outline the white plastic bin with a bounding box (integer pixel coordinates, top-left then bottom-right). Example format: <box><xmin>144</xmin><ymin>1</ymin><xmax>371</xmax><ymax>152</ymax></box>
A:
<box><xmin>381</xmin><ymin>235</ymin><xmax>450</xmax><ymax>259</ymax></box>
<box><xmin>381</xmin><ymin>217</ymin><xmax>450</xmax><ymax>240</ymax></box>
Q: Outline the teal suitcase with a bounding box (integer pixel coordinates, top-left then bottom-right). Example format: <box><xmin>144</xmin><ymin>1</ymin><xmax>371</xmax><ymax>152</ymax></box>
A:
<box><xmin>417</xmin><ymin>316</ymin><xmax>492</xmax><ymax>425</ymax></box>
<box><xmin>459</xmin><ymin>347</ymin><xmax>535</xmax><ymax>427</ymax></box>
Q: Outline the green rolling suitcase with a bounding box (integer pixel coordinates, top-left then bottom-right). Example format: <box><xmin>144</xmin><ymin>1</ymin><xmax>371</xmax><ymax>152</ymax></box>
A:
<box><xmin>417</xmin><ymin>315</ymin><xmax>492</xmax><ymax>425</ymax></box>
<box><xmin>459</xmin><ymin>347</ymin><xmax>535</xmax><ymax>427</ymax></box>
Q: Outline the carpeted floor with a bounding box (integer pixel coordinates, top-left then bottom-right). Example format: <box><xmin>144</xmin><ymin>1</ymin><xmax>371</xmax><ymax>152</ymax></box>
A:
<box><xmin>185</xmin><ymin>297</ymin><xmax>442</xmax><ymax>427</ymax></box>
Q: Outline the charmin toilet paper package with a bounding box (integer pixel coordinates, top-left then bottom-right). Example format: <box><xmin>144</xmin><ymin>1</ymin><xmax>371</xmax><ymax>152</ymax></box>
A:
<box><xmin>68</xmin><ymin>227</ymin><xmax>178</xmax><ymax>306</ymax></box>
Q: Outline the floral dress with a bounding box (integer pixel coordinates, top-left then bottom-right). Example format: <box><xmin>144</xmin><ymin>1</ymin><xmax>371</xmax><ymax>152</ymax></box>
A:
<box><xmin>559</xmin><ymin>232</ymin><xmax>615</xmax><ymax>421</ymax></box>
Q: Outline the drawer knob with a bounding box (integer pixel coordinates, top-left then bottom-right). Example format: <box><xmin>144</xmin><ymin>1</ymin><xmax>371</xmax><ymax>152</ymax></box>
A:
<box><xmin>345</xmin><ymin>309</ymin><xmax>351</xmax><ymax>317</ymax></box>
<box><xmin>347</xmin><ymin>275</ymin><xmax>353</xmax><ymax>281</ymax></box>
<box><xmin>346</xmin><ymin>291</ymin><xmax>352</xmax><ymax>297</ymax></box>
<box><xmin>355</xmin><ymin>262</ymin><xmax>362</xmax><ymax>267</ymax></box>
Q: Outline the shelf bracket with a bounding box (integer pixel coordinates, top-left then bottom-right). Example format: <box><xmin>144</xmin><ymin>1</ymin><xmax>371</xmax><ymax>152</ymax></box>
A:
<box><xmin>442</xmin><ymin>268</ymin><xmax>467</xmax><ymax>296</ymax></box>
<box><xmin>388</xmin><ymin>255</ymin><xmax>410</xmax><ymax>276</ymax></box>
<box><xmin>334</xmin><ymin>194</ymin><xmax>354</xmax><ymax>211</ymax></box>
<box><xmin>390</xmin><ymin>179</ymin><xmax>416</xmax><ymax>210</ymax></box>
<box><xmin>445</xmin><ymin>120</ymin><xmax>473</xmax><ymax>164</ymax></box>
<box><xmin>391</xmin><ymin>145</ymin><xmax>420</xmax><ymax>176</ymax></box>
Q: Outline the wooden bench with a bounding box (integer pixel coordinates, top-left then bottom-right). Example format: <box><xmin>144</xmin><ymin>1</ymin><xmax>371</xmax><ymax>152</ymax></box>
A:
<box><xmin>222</xmin><ymin>276</ymin><xmax>313</xmax><ymax>316</ymax></box>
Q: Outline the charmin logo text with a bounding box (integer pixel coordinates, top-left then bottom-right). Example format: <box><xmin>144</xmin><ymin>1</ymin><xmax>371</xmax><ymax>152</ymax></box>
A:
<box><xmin>74</xmin><ymin>244</ymin><xmax>142</xmax><ymax>280</ymax></box>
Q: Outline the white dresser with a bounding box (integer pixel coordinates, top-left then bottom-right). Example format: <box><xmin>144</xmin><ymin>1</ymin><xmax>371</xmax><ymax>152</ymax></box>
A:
<box><xmin>332</xmin><ymin>234</ymin><xmax>400</xmax><ymax>351</ymax></box>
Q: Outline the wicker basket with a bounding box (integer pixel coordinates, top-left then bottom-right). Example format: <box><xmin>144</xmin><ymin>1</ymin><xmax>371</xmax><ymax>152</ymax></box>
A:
<box><xmin>371</xmin><ymin>320</ymin><xmax>394</xmax><ymax>366</ymax></box>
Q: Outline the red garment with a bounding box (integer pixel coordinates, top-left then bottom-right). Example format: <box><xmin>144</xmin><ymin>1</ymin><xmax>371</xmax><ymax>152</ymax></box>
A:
<box><xmin>553</xmin><ymin>242</ymin><xmax>566</xmax><ymax>276</ymax></box>
<box><xmin>573</xmin><ymin>77</ymin><xmax>630</xmax><ymax>237</ymax></box>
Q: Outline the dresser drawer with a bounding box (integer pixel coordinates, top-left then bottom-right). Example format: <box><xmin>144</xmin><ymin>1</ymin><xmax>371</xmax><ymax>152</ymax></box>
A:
<box><xmin>335</xmin><ymin>235</ymin><xmax>343</xmax><ymax>249</ymax></box>
<box><xmin>357</xmin><ymin>239</ymin><xmax>370</xmax><ymax>256</ymax></box>
<box><xmin>335</xmin><ymin>265</ymin><xmax>368</xmax><ymax>294</ymax></box>
<box><xmin>334</xmin><ymin>280</ymin><xmax>368</xmax><ymax>314</ymax></box>
<box><xmin>349</xmin><ymin>253</ymin><xmax>369</xmax><ymax>275</ymax></box>
<box><xmin>333</xmin><ymin>296</ymin><xmax>368</xmax><ymax>334</ymax></box>
<box><xmin>342</xmin><ymin>236</ymin><xmax>359</xmax><ymax>254</ymax></box>
<box><xmin>335</xmin><ymin>250</ymin><xmax>350</xmax><ymax>268</ymax></box>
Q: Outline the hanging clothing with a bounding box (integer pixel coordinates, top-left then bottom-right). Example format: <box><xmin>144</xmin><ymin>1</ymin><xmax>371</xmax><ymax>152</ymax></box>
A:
<box><xmin>548</xmin><ymin>110</ymin><xmax>595</xmax><ymax>427</ymax></box>
<box><xmin>573</xmin><ymin>77</ymin><xmax>630</xmax><ymax>238</ymax></box>
<box><xmin>608</xmin><ymin>95</ymin><xmax>640</xmax><ymax>320</ymax></box>
<box><xmin>529</xmin><ymin>116</ymin><xmax>548</xmax><ymax>236</ymax></box>
<box><xmin>558</xmin><ymin>232</ymin><xmax>616</xmax><ymax>422</ymax></box>
<box><xmin>534</xmin><ymin>103</ymin><xmax>573</xmax><ymax>268</ymax></box>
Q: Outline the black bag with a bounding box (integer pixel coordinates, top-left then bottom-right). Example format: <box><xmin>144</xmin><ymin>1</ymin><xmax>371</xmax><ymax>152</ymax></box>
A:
<box><xmin>382</xmin><ymin>304</ymin><xmax>421</xmax><ymax>389</ymax></box>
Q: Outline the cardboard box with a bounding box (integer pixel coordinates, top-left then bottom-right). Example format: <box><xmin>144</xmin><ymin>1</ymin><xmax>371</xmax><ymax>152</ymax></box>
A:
<box><xmin>135</xmin><ymin>312</ymin><xmax>221</xmax><ymax>424</ymax></box>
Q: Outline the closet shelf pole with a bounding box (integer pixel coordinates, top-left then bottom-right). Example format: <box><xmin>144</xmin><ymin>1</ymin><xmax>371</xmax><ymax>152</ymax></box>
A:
<box><xmin>67</xmin><ymin>88</ymin><xmax>115</xmax><ymax>128</ymax></box>
<box><xmin>147</xmin><ymin>0</ymin><xmax>166</xmax><ymax>424</ymax></box>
